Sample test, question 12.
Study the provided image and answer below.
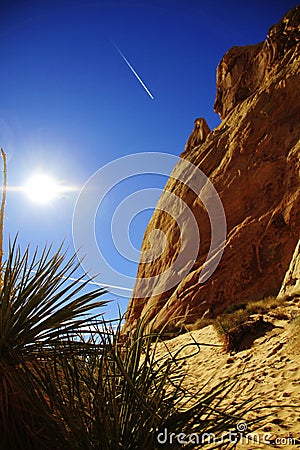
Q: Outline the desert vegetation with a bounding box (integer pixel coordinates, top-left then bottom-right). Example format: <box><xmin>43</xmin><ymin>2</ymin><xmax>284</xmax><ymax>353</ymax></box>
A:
<box><xmin>0</xmin><ymin>147</ymin><xmax>298</xmax><ymax>447</ymax></box>
<box><xmin>0</xmin><ymin>238</ymin><xmax>272</xmax><ymax>449</ymax></box>
<box><xmin>186</xmin><ymin>296</ymin><xmax>295</xmax><ymax>353</ymax></box>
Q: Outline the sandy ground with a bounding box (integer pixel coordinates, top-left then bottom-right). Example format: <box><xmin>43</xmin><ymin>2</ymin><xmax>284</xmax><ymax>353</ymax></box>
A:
<box><xmin>154</xmin><ymin>296</ymin><xmax>300</xmax><ymax>449</ymax></box>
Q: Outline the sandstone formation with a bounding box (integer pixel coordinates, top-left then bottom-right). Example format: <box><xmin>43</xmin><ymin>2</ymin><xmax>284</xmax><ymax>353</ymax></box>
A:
<box><xmin>123</xmin><ymin>6</ymin><xmax>300</xmax><ymax>334</ymax></box>
<box><xmin>278</xmin><ymin>239</ymin><xmax>300</xmax><ymax>299</ymax></box>
<box><xmin>183</xmin><ymin>118</ymin><xmax>210</xmax><ymax>153</ymax></box>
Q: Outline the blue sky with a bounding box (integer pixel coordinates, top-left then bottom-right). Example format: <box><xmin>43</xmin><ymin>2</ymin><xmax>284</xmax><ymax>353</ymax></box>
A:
<box><xmin>0</xmin><ymin>0</ymin><xmax>297</xmax><ymax>318</ymax></box>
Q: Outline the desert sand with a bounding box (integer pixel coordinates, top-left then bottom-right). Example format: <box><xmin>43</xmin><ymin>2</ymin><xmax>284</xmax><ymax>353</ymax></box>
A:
<box><xmin>154</xmin><ymin>295</ymin><xmax>300</xmax><ymax>449</ymax></box>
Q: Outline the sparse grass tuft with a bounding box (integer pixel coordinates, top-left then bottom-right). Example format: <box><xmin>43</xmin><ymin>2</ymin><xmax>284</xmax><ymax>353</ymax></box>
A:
<box><xmin>214</xmin><ymin>296</ymin><xmax>284</xmax><ymax>336</ymax></box>
<box><xmin>245</xmin><ymin>296</ymin><xmax>283</xmax><ymax>314</ymax></box>
<box><xmin>187</xmin><ymin>297</ymin><xmax>285</xmax><ymax>339</ymax></box>
<box><xmin>212</xmin><ymin>296</ymin><xmax>286</xmax><ymax>353</ymax></box>
<box><xmin>214</xmin><ymin>309</ymin><xmax>250</xmax><ymax>335</ymax></box>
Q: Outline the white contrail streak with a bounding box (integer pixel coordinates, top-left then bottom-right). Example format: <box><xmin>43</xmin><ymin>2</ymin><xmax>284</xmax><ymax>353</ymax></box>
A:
<box><xmin>66</xmin><ymin>275</ymin><xmax>133</xmax><ymax>292</ymax></box>
<box><xmin>112</xmin><ymin>42</ymin><xmax>154</xmax><ymax>100</ymax></box>
<box><xmin>29</xmin><ymin>270</ymin><xmax>132</xmax><ymax>293</ymax></box>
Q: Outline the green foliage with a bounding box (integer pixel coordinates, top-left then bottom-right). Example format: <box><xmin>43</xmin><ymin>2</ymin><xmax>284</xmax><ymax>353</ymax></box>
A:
<box><xmin>0</xmin><ymin>238</ymin><xmax>107</xmax><ymax>360</ymax></box>
<box><xmin>33</xmin><ymin>315</ymin><xmax>267</xmax><ymax>449</ymax></box>
<box><xmin>0</xmin><ymin>240</ymin><xmax>268</xmax><ymax>449</ymax></box>
<box><xmin>0</xmin><ymin>238</ymin><xmax>107</xmax><ymax>449</ymax></box>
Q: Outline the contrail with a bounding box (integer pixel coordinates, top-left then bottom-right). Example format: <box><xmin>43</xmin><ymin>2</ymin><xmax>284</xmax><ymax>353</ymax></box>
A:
<box><xmin>29</xmin><ymin>270</ymin><xmax>132</xmax><ymax>293</ymax></box>
<box><xmin>112</xmin><ymin>42</ymin><xmax>154</xmax><ymax>100</ymax></box>
<box><xmin>66</xmin><ymin>275</ymin><xmax>133</xmax><ymax>292</ymax></box>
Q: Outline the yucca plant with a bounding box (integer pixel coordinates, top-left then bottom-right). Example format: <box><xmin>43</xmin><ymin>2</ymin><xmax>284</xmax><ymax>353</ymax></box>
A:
<box><xmin>0</xmin><ymin>148</ymin><xmax>7</xmax><ymax>272</ymax></box>
<box><xmin>89</xmin><ymin>318</ymin><xmax>266</xmax><ymax>449</ymax></box>
<box><xmin>0</xmin><ymin>255</ymin><xmax>289</xmax><ymax>443</ymax></box>
<box><xmin>0</xmin><ymin>148</ymin><xmax>267</xmax><ymax>449</ymax></box>
<box><xmin>34</xmin><ymin>314</ymin><xmax>268</xmax><ymax>450</ymax></box>
<box><xmin>0</xmin><ymin>238</ymin><xmax>107</xmax><ymax>449</ymax></box>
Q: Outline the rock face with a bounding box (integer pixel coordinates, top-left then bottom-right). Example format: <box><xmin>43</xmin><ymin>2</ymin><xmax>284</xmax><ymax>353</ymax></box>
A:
<box><xmin>123</xmin><ymin>6</ymin><xmax>300</xmax><ymax>334</ymax></box>
<box><xmin>278</xmin><ymin>239</ymin><xmax>300</xmax><ymax>299</ymax></box>
<box><xmin>183</xmin><ymin>118</ymin><xmax>210</xmax><ymax>153</ymax></box>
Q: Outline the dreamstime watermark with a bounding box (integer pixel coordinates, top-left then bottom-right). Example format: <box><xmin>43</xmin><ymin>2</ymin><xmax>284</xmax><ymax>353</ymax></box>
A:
<box><xmin>156</xmin><ymin>422</ymin><xmax>297</xmax><ymax>446</ymax></box>
<box><xmin>72</xmin><ymin>152</ymin><xmax>227</xmax><ymax>297</ymax></box>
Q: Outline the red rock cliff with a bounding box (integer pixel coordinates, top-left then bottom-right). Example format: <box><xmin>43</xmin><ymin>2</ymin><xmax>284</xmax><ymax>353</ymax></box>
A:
<box><xmin>123</xmin><ymin>6</ymin><xmax>300</xmax><ymax>334</ymax></box>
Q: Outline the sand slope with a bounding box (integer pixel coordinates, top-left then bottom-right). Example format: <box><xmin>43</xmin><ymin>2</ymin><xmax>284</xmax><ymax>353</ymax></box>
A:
<box><xmin>155</xmin><ymin>296</ymin><xmax>300</xmax><ymax>448</ymax></box>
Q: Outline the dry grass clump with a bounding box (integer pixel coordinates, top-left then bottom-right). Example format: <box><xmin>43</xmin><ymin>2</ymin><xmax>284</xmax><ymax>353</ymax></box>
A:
<box><xmin>245</xmin><ymin>296</ymin><xmax>283</xmax><ymax>314</ymax></box>
<box><xmin>215</xmin><ymin>296</ymin><xmax>284</xmax><ymax>334</ymax></box>
<box><xmin>188</xmin><ymin>296</ymin><xmax>284</xmax><ymax>338</ymax></box>
<box><xmin>212</xmin><ymin>296</ymin><xmax>286</xmax><ymax>353</ymax></box>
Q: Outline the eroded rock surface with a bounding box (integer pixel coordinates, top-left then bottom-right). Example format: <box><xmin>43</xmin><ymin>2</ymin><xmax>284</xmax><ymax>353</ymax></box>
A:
<box><xmin>278</xmin><ymin>239</ymin><xmax>300</xmax><ymax>299</ymax></box>
<box><xmin>123</xmin><ymin>6</ymin><xmax>300</xmax><ymax>335</ymax></box>
<box><xmin>183</xmin><ymin>118</ymin><xmax>210</xmax><ymax>154</ymax></box>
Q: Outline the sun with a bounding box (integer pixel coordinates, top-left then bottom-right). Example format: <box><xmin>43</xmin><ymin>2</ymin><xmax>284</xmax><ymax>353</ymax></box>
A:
<box><xmin>24</xmin><ymin>173</ymin><xmax>60</xmax><ymax>204</ymax></box>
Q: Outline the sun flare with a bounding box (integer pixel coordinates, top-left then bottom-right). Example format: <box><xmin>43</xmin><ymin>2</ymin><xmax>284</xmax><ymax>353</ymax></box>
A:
<box><xmin>24</xmin><ymin>173</ymin><xmax>60</xmax><ymax>204</ymax></box>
